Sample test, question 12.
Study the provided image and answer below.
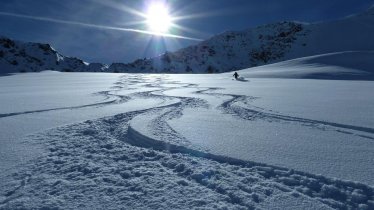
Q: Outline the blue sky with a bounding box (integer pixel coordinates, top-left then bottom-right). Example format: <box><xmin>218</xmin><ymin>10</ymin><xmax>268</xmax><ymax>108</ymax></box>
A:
<box><xmin>0</xmin><ymin>0</ymin><xmax>373</xmax><ymax>63</ymax></box>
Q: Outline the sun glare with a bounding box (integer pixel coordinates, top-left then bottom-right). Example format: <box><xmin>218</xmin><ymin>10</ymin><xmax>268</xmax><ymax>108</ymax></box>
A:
<box><xmin>146</xmin><ymin>3</ymin><xmax>172</xmax><ymax>33</ymax></box>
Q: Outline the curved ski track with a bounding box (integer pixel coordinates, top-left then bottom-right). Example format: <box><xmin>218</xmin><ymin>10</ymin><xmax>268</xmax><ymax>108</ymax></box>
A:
<box><xmin>1</xmin><ymin>74</ymin><xmax>373</xmax><ymax>209</ymax></box>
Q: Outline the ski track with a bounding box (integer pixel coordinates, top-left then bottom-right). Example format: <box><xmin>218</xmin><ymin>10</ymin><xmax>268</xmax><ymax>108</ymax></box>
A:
<box><xmin>194</xmin><ymin>89</ymin><xmax>374</xmax><ymax>140</ymax></box>
<box><xmin>1</xmin><ymin>74</ymin><xmax>373</xmax><ymax>209</ymax></box>
<box><xmin>0</xmin><ymin>77</ymin><xmax>132</xmax><ymax>119</ymax></box>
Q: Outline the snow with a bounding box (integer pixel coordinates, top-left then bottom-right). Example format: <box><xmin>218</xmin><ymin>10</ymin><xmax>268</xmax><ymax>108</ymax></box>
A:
<box><xmin>237</xmin><ymin>51</ymin><xmax>374</xmax><ymax>80</ymax></box>
<box><xmin>116</xmin><ymin>7</ymin><xmax>374</xmax><ymax>73</ymax></box>
<box><xmin>130</xmin><ymin>74</ymin><xmax>374</xmax><ymax>185</ymax></box>
<box><xmin>1</xmin><ymin>57</ymin><xmax>374</xmax><ymax>209</ymax></box>
<box><xmin>0</xmin><ymin>37</ymin><xmax>90</xmax><ymax>74</ymax></box>
<box><xmin>1</xmin><ymin>4</ymin><xmax>374</xmax><ymax>209</ymax></box>
<box><xmin>0</xmin><ymin>72</ymin><xmax>176</xmax><ymax>173</ymax></box>
<box><xmin>2</xmin><ymin>6</ymin><xmax>374</xmax><ymax>74</ymax></box>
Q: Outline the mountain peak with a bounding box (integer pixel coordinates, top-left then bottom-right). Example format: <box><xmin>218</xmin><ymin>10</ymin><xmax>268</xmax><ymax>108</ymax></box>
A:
<box><xmin>0</xmin><ymin>35</ymin><xmax>95</xmax><ymax>73</ymax></box>
<box><xmin>2</xmin><ymin>5</ymin><xmax>374</xmax><ymax>74</ymax></box>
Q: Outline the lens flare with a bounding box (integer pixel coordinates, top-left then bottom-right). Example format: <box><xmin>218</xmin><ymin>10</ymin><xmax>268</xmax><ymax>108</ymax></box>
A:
<box><xmin>146</xmin><ymin>3</ymin><xmax>172</xmax><ymax>33</ymax></box>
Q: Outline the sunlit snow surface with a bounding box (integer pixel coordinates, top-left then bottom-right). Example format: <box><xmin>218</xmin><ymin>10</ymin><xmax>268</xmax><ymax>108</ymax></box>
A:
<box><xmin>0</xmin><ymin>64</ymin><xmax>373</xmax><ymax>209</ymax></box>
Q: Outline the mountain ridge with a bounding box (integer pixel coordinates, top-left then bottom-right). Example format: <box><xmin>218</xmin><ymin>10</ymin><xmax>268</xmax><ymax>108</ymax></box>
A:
<box><xmin>0</xmin><ymin>35</ymin><xmax>108</xmax><ymax>73</ymax></box>
<box><xmin>122</xmin><ymin>5</ymin><xmax>374</xmax><ymax>73</ymax></box>
<box><xmin>1</xmin><ymin>5</ymin><xmax>373</xmax><ymax>74</ymax></box>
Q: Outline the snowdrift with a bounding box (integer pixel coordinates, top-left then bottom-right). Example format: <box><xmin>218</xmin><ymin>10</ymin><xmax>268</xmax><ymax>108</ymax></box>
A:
<box><xmin>237</xmin><ymin>51</ymin><xmax>374</xmax><ymax>80</ymax></box>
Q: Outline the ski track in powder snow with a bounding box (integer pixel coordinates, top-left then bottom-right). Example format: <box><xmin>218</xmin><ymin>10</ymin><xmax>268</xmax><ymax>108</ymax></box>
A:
<box><xmin>0</xmin><ymin>74</ymin><xmax>373</xmax><ymax>210</ymax></box>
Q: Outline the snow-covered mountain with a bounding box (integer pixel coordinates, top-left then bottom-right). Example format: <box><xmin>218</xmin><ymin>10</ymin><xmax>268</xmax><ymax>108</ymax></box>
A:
<box><xmin>1</xmin><ymin>6</ymin><xmax>374</xmax><ymax>74</ymax></box>
<box><xmin>119</xmin><ymin>6</ymin><xmax>374</xmax><ymax>73</ymax></box>
<box><xmin>117</xmin><ymin>21</ymin><xmax>307</xmax><ymax>73</ymax></box>
<box><xmin>0</xmin><ymin>36</ymin><xmax>107</xmax><ymax>73</ymax></box>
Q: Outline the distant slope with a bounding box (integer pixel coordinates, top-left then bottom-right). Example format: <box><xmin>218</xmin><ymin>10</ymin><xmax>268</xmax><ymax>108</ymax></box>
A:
<box><xmin>234</xmin><ymin>51</ymin><xmax>374</xmax><ymax>80</ymax></box>
<box><xmin>117</xmin><ymin>6</ymin><xmax>374</xmax><ymax>73</ymax></box>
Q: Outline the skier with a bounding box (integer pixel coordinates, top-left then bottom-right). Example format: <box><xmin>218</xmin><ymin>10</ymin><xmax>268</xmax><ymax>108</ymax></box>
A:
<box><xmin>233</xmin><ymin>72</ymin><xmax>239</xmax><ymax>80</ymax></box>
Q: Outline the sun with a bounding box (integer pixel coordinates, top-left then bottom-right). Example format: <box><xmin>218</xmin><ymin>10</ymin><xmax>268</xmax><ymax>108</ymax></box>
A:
<box><xmin>145</xmin><ymin>3</ymin><xmax>172</xmax><ymax>33</ymax></box>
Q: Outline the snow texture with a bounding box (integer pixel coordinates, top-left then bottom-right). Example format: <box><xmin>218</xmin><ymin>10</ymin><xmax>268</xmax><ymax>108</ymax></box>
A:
<box><xmin>237</xmin><ymin>51</ymin><xmax>374</xmax><ymax>80</ymax></box>
<box><xmin>0</xmin><ymin>70</ymin><xmax>373</xmax><ymax>209</ymax></box>
<box><xmin>0</xmin><ymin>5</ymin><xmax>374</xmax><ymax>210</ymax></box>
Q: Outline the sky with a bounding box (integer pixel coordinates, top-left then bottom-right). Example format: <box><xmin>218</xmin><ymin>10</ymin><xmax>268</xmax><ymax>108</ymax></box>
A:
<box><xmin>0</xmin><ymin>0</ymin><xmax>373</xmax><ymax>64</ymax></box>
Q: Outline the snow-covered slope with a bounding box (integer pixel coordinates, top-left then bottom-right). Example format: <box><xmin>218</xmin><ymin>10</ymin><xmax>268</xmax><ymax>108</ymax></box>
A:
<box><xmin>1</xmin><ymin>72</ymin><xmax>373</xmax><ymax>209</ymax></box>
<box><xmin>0</xmin><ymin>36</ymin><xmax>108</xmax><ymax>73</ymax></box>
<box><xmin>116</xmin><ymin>6</ymin><xmax>374</xmax><ymax>73</ymax></box>
<box><xmin>236</xmin><ymin>51</ymin><xmax>374</xmax><ymax>80</ymax></box>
